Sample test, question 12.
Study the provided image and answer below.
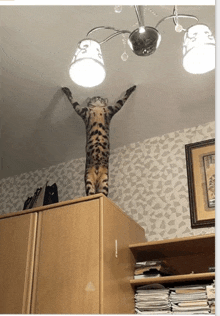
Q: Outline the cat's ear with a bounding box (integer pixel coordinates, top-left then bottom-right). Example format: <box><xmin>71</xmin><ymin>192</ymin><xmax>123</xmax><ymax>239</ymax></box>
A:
<box><xmin>104</xmin><ymin>98</ymin><xmax>108</xmax><ymax>105</ymax></box>
<box><xmin>86</xmin><ymin>97</ymin><xmax>91</xmax><ymax>103</ymax></box>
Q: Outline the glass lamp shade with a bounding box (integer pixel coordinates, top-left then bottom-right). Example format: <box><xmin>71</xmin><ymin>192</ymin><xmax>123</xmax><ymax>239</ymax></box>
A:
<box><xmin>69</xmin><ymin>39</ymin><xmax>106</xmax><ymax>87</ymax></box>
<box><xmin>183</xmin><ymin>24</ymin><xmax>215</xmax><ymax>74</ymax></box>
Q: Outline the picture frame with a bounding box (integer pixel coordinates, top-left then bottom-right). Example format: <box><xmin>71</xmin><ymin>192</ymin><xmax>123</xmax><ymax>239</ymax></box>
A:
<box><xmin>185</xmin><ymin>139</ymin><xmax>215</xmax><ymax>228</ymax></box>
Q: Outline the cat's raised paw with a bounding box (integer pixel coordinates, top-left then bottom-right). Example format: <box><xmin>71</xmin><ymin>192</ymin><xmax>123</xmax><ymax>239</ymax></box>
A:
<box><xmin>126</xmin><ymin>85</ymin><xmax>136</xmax><ymax>96</ymax></box>
<box><xmin>62</xmin><ymin>87</ymin><xmax>72</xmax><ymax>98</ymax></box>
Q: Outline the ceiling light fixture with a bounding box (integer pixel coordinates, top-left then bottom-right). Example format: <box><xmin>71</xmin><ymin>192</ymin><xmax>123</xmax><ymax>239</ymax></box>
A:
<box><xmin>69</xmin><ymin>5</ymin><xmax>215</xmax><ymax>87</ymax></box>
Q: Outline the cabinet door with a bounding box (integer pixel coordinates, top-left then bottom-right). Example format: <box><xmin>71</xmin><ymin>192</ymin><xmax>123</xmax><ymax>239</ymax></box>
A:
<box><xmin>0</xmin><ymin>213</ymin><xmax>38</xmax><ymax>314</ymax></box>
<box><xmin>31</xmin><ymin>199</ymin><xmax>100</xmax><ymax>314</ymax></box>
<box><xmin>101</xmin><ymin>198</ymin><xmax>146</xmax><ymax>314</ymax></box>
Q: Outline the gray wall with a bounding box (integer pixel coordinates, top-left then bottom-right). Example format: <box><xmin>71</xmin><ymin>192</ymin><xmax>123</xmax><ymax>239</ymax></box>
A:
<box><xmin>0</xmin><ymin>121</ymin><xmax>215</xmax><ymax>241</ymax></box>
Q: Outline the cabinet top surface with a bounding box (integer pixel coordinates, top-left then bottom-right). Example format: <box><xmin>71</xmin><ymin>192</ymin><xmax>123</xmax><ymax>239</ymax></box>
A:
<box><xmin>0</xmin><ymin>194</ymin><xmax>104</xmax><ymax>220</ymax></box>
<box><xmin>0</xmin><ymin>194</ymin><xmax>145</xmax><ymax>233</ymax></box>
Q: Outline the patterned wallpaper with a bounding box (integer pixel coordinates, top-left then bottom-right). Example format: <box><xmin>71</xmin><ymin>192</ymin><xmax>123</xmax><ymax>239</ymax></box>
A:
<box><xmin>0</xmin><ymin>121</ymin><xmax>215</xmax><ymax>241</ymax></box>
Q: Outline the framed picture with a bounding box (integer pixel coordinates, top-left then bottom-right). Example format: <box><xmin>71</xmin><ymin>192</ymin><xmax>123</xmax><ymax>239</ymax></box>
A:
<box><xmin>185</xmin><ymin>139</ymin><xmax>215</xmax><ymax>228</ymax></box>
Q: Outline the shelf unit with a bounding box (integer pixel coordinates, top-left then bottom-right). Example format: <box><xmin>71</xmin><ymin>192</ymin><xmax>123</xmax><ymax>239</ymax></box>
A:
<box><xmin>129</xmin><ymin>233</ymin><xmax>215</xmax><ymax>287</ymax></box>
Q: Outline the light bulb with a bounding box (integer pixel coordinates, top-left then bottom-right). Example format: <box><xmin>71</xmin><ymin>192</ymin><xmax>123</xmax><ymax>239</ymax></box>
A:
<box><xmin>69</xmin><ymin>59</ymin><xmax>106</xmax><ymax>87</ymax></box>
<box><xmin>183</xmin><ymin>46</ymin><xmax>215</xmax><ymax>74</ymax></box>
<box><xmin>139</xmin><ymin>26</ymin><xmax>145</xmax><ymax>34</ymax></box>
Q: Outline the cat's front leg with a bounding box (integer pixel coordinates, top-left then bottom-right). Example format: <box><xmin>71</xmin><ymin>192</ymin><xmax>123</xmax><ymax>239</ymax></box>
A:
<box><xmin>108</xmin><ymin>85</ymin><xmax>137</xmax><ymax>117</ymax></box>
<box><xmin>62</xmin><ymin>87</ymin><xmax>87</xmax><ymax>118</ymax></box>
<box><xmin>125</xmin><ymin>85</ymin><xmax>136</xmax><ymax>98</ymax></box>
<box><xmin>62</xmin><ymin>87</ymin><xmax>74</xmax><ymax>103</ymax></box>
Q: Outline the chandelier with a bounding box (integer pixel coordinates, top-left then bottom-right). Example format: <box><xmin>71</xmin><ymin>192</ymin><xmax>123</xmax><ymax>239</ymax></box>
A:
<box><xmin>69</xmin><ymin>6</ymin><xmax>215</xmax><ymax>88</ymax></box>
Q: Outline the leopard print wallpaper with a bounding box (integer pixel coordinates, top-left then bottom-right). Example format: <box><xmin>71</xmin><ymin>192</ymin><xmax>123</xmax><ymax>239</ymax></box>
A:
<box><xmin>0</xmin><ymin>121</ymin><xmax>215</xmax><ymax>241</ymax></box>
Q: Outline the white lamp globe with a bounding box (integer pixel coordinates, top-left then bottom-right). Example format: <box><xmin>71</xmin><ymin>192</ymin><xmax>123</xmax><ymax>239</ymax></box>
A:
<box><xmin>69</xmin><ymin>39</ymin><xmax>106</xmax><ymax>87</ymax></box>
<box><xmin>183</xmin><ymin>24</ymin><xmax>215</xmax><ymax>74</ymax></box>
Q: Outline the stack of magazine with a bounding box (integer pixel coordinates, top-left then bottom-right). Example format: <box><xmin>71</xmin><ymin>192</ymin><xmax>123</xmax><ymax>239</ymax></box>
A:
<box><xmin>134</xmin><ymin>260</ymin><xmax>175</xmax><ymax>279</ymax></box>
<box><xmin>134</xmin><ymin>281</ymin><xmax>215</xmax><ymax>314</ymax></box>
<box><xmin>135</xmin><ymin>284</ymin><xmax>171</xmax><ymax>314</ymax></box>
<box><xmin>169</xmin><ymin>284</ymin><xmax>210</xmax><ymax>314</ymax></box>
<box><xmin>206</xmin><ymin>281</ymin><xmax>215</xmax><ymax>314</ymax></box>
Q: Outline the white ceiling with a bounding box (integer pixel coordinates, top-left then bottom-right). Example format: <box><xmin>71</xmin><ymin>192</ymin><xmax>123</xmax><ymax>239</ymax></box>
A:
<box><xmin>1</xmin><ymin>5</ymin><xmax>215</xmax><ymax>179</ymax></box>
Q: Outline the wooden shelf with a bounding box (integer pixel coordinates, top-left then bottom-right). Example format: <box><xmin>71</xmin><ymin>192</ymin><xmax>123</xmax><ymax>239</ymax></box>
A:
<box><xmin>129</xmin><ymin>233</ymin><xmax>215</xmax><ymax>291</ymax></box>
<box><xmin>130</xmin><ymin>272</ymin><xmax>215</xmax><ymax>286</ymax></box>
<box><xmin>129</xmin><ymin>234</ymin><xmax>215</xmax><ymax>259</ymax></box>
<box><xmin>129</xmin><ymin>234</ymin><xmax>215</xmax><ymax>276</ymax></box>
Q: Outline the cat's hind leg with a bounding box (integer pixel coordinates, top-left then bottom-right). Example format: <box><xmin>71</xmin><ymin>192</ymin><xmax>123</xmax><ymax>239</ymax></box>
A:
<box><xmin>97</xmin><ymin>166</ymin><xmax>109</xmax><ymax>197</ymax></box>
<box><xmin>85</xmin><ymin>166</ymin><xmax>97</xmax><ymax>196</ymax></box>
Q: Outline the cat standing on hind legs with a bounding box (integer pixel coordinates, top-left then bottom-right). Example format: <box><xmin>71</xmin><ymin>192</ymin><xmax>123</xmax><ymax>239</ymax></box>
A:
<box><xmin>62</xmin><ymin>85</ymin><xmax>136</xmax><ymax>197</ymax></box>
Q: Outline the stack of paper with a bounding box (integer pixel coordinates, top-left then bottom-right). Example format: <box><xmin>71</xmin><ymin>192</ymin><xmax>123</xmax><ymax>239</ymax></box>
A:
<box><xmin>206</xmin><ymin>281</ymin><xmax>215</xmax><ymax>314</ymax></box>
<box><xmin>135</xmin><ymin>284</ymin><xmax>171</xmax><ymax>314</ymax></box>
<box><xmin>134</xmin><ymin>260</ymin><xmax>175</xmax><ymax>279</ymax></box>
<box><xmin>169</xmin><ymin>285</ymin><xmax>210</xmax><ymax>314</ymax></box>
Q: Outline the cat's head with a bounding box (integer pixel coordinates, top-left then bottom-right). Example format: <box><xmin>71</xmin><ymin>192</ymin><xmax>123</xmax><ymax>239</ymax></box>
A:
<box><xmin>87</xmin><ymin>96</ymin><xmax>108</xmax><ymax>108</ymax></box>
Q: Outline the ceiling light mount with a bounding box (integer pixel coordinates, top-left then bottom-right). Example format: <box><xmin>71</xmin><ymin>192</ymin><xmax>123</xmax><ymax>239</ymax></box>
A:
<box><xmin>128</xmin><ymin>26</ymin><xmax>161</xmax><ymax>57</ymax></box>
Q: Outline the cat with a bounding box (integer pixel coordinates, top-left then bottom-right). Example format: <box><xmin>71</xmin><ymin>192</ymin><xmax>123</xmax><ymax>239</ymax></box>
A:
<box><xmin>62</xmin><ymin>85</ymin><xmax>136</xmax><ymax>196</ymax></box>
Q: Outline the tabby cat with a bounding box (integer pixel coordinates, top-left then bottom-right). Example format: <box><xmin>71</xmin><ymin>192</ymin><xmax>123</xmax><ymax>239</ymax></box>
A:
<box><xmin>62</xmin><ymin>85</ymin><xmax>136</xmax><ymax>196</ymax></box>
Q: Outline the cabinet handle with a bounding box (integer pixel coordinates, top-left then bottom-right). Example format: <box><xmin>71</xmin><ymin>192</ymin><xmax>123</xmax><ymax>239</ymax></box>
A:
<box><xmin>115</xmin><ymin>239</ymin><xmax>118</xmax><ymax>258</ymax></box>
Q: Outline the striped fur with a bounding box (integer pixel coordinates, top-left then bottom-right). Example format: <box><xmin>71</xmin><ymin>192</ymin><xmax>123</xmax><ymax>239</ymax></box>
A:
<box><xmin>62</xmin><ymin>85</ymin><xmax>136</xmax><ymax>196</ymax></box>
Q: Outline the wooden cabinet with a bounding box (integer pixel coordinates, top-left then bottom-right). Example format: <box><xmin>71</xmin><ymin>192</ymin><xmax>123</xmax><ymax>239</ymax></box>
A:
<box><xmin>0</xmin><ymin>213</ymin><xmax>37</xmax><ymax>313</ymax></box>
<box><xmin>129</xmin><ymin>234</ymin><xmax>215</xmax><ymax>287</ymax></box>
<box><xmin>0</xmin><ymin>194</ymin><xmax>146</xmax><ymax>314</ymax></box>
